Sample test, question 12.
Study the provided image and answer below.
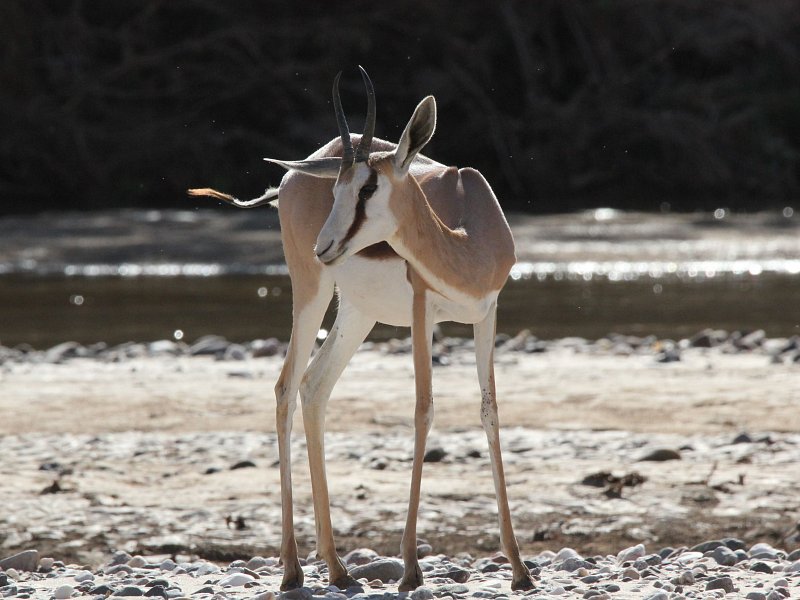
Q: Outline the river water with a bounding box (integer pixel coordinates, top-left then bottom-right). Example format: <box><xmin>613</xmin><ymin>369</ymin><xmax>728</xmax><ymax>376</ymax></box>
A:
<box><xmin>0</xmin><ymin>209</ymin><xmax>798</xmax><ymax>347</ymax></box>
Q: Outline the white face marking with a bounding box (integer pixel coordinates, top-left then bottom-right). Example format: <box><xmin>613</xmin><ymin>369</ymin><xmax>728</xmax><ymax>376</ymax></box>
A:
<box><xmin>315</xmin><ymin>163</ymin><xmax>396</xmax><ymax>265</ymax></box>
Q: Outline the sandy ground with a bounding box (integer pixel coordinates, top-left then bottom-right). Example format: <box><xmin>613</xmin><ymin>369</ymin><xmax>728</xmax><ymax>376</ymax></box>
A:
<box><xmin>1</xmin><ymin>344</ymin><xmax>798</xmax><ymax>570</ymax></box>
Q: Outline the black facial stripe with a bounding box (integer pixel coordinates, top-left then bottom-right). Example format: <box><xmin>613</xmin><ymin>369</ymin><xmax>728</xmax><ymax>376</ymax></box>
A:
<box><xmin>343</xmin><ymin>169</ymin><xmax>378</xmax><ymax>245</ymax></box>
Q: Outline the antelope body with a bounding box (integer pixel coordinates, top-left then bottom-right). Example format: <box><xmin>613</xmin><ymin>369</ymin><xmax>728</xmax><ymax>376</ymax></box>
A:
<box><xmin>189</xmin><ymin>68</ymin><xmax>534</xmax><ymax>592</ymax></box>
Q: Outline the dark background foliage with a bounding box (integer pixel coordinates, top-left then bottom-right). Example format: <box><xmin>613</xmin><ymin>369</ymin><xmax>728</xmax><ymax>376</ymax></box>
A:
<box><xmin>1</xmin><ymin>0</ymin><xmax>799</xmax><ymax>215</ymax></box>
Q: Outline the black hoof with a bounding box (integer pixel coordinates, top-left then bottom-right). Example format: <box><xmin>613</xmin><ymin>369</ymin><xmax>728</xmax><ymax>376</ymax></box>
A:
<box><xmin>280</xmin><ymin>559</ymin><xmax>304</xmax><ymax>591</ymax></box>
<box><xmin>398</xmin><ymin>563</ymin><xmax>424</xmax><ymax>592</ymax></box>
<box><xmin>511</xmin><ymin>574</ymin><xmax>536</xmax><ymax>592</ymax></box>
<box><xmin>331</xmin><ymin>574</ymin><xmax>360</xmax><ymax>590</ymax></box>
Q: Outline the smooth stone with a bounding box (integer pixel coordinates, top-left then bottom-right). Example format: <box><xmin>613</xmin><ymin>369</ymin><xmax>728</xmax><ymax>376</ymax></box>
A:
<box><xmin>107</xmin><ymin>564</ymin><xmax>134</xmax><ymax>575</ymax></box>
<box><xmin>443</xmin><ymin>568</ymin><xmax>470</xmax><ymax>583</ymax></box>
<box><xmin>113</xmin><ymin>586</ymin><xmax>144</xmax><ymax>596</ymax></box>
<box><xmin>644</xmin><ymin>593</ymin><xmax>668</xmax><ymax>600</ymax></box>
<box><xmin>786</xmin><ymin>561</ymin><xmax>800</xmax><ymax>572</ymax></box>
<box><xmin>145</xmin><ymin>586</ymin><xmax>168</xmax><ymax>598</ymax></box>
<box><xmin>344</xmin><ymin>549</ymin><xmax>379</xmax><ymax>566</ymax></box>
<box><xmin>750</xmin><ymin>561</ymin><xmax>774</xmax><ymax>574</ymax></box>
<box><xmin>657</xmin><ymin>547</ymin><xmax>675</xmax><ymax>559</ymax></box>
<box><xmin>705</xmin><ymin>576</ymin><xmax>734</xmax><ymax>593</ymax></box>
<box><xmin>246</xmin><ymin>556</ymin><xmax>270</xmax><ymax>571</ymax></box>
<box><xmin>194</xmin><ymin>563</ymin><xmax>220</xmax><ymax>576</ymax></box>
<box><xmin>39</xmin><ymin>557</ymin><xmax>55</xmax><ymax>571</ymax></box>
<box><xmin>0</xmin><ymin>550</ymin><xmax>39</xmax><ymax>572</ymax></box>
<box><xmin>746</xmin><ymin>593</ymin><xmax>767</xmax><ymax>600</ymax></box>
<box><xmin>434</xmin><ymin>583</ymin><xmax>469</xmax><ymax>595</ymax></box>
<box><xmin>557</xmin><ymin>557</ymin><xmax>592</xmax><ymax>572</ymax></box>
<box><xmin>621</xmin><ymin>567</ymin><xmax>639</xmax><ymax>580</ymax></box>
<box><xmin>349</xmin><ymin>559</ymin><xmax>404</xmax><ymax>583</ymax></box>
<box><xmin>554</xmin><ymin>548</ymin><xmax>582</xmax><ymax>561</ymax></box>
<box><xmin>90</xmin><ymin>584</ymin><xmax>115</xmax><ymax>595</ymax></box>
<box><xmin>53</xmin><ymin>584</ymin><xmax>74</xmax><ymax>599</ymax></box>
<box><xmin>638</xmin><ymin>448</ymin><xmax>681</xmax><ymax>461</ymax></box>
<box><xmin>224</xmin><ymin>344</ymin><xmax>247</xmax><ymax>360</ymax></box>
<box><xmin>423</xmin><ymin>447</ymin><xmax>447</xmax><ymax>463</ymax></box>
<box><xmin>73</xmin><ymin>570</ymin><xmax>95</xmax><ymax>582</ymax></box>
<box><xmin>675</xmin><ymin>551</ymin><xmax>703</xmax><ymax>564</ymax></box>
<box><xmin>148</xmin><ymin>340</ymin><xmax>182</xmax><ymax>355</ymax></box>
<box><xmin>617</xmin><ymin>544</ymin><xmax>646</xmax><ymax>563</ymax></box>
<box><xmin>749</xmin><ymin>542</ymin><xmax>778</xmax><ymax>558</ymax></box>
<box><xmin>279</xmin><ymin>588</ymin><xmax>313</xmax><ymax>600</ymax></box>
<box><xmin>127</xmin><ymin>555</ymin><xmax>148</xmax><ymax>568</ymax></box>
<box><xmin>723</xmin><ymin>537</ymin><xmax>746</xmax><ymax>551</ymax></box>
<box><xmin>218</xmin><ymin>573</ymin><xmax>255</xmax><ymax>587</ymax></box>
<box><xmin>410</xmin><ymin>587</ymin><xmax>435</xmax><ymax>600</ymax></box>
<box><xmin>111</xmin><ymin>551</ymin><xmax>132</xmax><ymax>565</ymax></box>
<box><xmin>189</xmin><ymin>335</ymin><xmax>230</xmax><ymax>356</ymax></box>
<box><xmin>672</xmin><ymin>571</ymin><xmax>695</xmax><ymax>585</ymax></box>
<box><xmin>691</xmin><ymin>540</ymin><xmax>724</xmax><ymax>553</ymax></box>
<box><xmin>251</xmin><ymin>338</ymin><xmax>281</xmax><ymax>358</ymax></box>
<box><xmin>711</xmin><ymin>546</ymin><xmax>738</xmax><ymax>566</ymax></box>
<box><xmin>159</xmin><ymin>559</ymin><xmax>177</xmax><ymax>571</ymax></box>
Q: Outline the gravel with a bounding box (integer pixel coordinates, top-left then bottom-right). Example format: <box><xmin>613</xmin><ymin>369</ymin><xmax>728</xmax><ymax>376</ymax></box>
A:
<box><xmin>2</xmin><ymin>544</ymin><xmax>798</xmax><ymax>599</ymax></box>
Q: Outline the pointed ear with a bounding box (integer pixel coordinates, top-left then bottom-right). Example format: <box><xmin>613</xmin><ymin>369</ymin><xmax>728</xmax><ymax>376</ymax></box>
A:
<box><xmin>263</xmin><ymin>157</ymin><xmax>341</xmax><ymax>178</ymax></box>
<box><xmin>393</xmin><ymin>96</ymin><xmax>436</xmax><ymax>174</ymax></box>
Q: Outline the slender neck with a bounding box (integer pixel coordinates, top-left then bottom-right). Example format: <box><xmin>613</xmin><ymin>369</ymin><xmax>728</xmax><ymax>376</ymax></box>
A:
<box><xmin>388</xmin><ymin>176</ymin><xmax>497</xmax><ymax>299</ymax></box>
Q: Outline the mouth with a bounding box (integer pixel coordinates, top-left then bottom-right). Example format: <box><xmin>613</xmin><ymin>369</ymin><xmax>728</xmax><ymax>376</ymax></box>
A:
<box><xmin>316</xmin><ymin>241</ymin><xmax>348</xmax><ymax>266</ymax></box>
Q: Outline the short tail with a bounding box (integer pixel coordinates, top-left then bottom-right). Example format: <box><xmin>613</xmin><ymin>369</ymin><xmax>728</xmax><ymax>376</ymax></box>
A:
<box><xmin>187</xmin><ymin>186</ymin><xmax>279</xmax><ymax>208</ymax></box>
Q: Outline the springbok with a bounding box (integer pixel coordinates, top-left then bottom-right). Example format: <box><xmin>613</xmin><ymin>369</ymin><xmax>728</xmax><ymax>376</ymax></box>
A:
<box><xmin>188</xmin><ymin>67</ymin><xmax>533</xmax><ymax>592</ymax></box>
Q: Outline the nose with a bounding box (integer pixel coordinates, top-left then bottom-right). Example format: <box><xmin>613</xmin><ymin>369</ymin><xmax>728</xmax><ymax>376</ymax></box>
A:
<box><xmin>315</xmin><ymin>239</ymin><xmax>334</xmax><ymax>259</ymax></box>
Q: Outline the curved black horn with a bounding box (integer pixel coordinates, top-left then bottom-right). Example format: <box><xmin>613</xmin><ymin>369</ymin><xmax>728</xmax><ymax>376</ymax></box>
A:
<box><xmin>333</xmin><ymin>71</ymin><xmax>354</xmax><ymax>167</ymax></box>
<box><xmin>356</xmin><ymin>66</ymin><xmax>375</xmax><ymax>162</ymax></box>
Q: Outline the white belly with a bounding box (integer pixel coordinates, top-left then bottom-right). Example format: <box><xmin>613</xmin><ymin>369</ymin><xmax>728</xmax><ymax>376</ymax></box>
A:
<box><xmin>332</xmin><ymin>256</ymin><xmax>496</xmax><ymax>326</ymax></box>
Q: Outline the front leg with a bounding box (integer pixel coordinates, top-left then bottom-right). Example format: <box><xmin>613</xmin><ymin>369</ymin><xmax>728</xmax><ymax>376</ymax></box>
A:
<box><xmin>474</xmin><ymin>303</ymin><xmax>535</xmax><ymax>591</ymax></box>
<box><xmin>399</xmin><ymin>273</ymin><xmax>435</xmax><ymax>592</ymax></box>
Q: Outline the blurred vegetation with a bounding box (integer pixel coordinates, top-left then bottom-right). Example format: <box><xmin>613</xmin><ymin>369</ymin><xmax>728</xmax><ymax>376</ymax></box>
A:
<box><xmin>1</xmin><ymin>0</ymin><xmax>798</xmax><ymax>215</ymax></box>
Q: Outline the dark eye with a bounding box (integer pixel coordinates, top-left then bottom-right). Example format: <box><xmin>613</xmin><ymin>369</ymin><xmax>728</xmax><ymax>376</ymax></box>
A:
<box><xmin>358</xmin><ymin>184</ymin><xmax>377</xmax><ymax>200</ymax></box>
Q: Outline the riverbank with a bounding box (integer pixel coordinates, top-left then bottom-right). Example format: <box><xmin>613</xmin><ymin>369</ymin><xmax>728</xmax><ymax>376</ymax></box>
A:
<box><xmin>2</xmin><ymin>334</ymin><xmax>798</xmax><ymax>589</ymax></box>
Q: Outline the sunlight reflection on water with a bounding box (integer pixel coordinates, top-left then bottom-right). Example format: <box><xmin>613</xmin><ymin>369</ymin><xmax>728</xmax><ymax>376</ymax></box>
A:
<box><xmin>2</xmin><ymin>258</ymin><xmax>799</xmax><ymax>281</ymax></box>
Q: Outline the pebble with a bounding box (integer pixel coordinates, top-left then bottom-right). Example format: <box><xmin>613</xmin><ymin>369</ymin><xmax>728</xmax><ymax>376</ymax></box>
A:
<box><xmin>617</xmin><ymin>543</ymin><xmax>647</xmax><ymax>563</ymax></box>
<box><xmin>218</xmin><ymin>572</ymin><xmax>255</xmax><ymax>587</ymax></box>
<box><xmin>13</xmin><ymin>544</ymin><xmax>794</xmax><ymax>598</ymax></box>
<box><xmin>127</xmin><ymin>555</ymin><xmax>148</xmax><ymax>568</ymax></box>
<box><xmin>751</xmin><ymin>561</ymin><xmax>774</xmax><ymax>574</ymax></box>
<box><xmin>349</xmin><ymin>559</ymin><xmax>404</xmax><ymax>583</ymax></box>
<box><xmin>53</xmin><ymin>584</ymin><xmax>74</xmax><ymax>599</ymax></box>
<box><xmin>344</xmin><ymin>549</ymin><xmax>379</xmax><ymax>566</ymax></box>
<box><xmin>711</xmin><ymin>545</ymin><xmax>739</xmax><ymax>566</ymax></box>
<box><xmin>246</xmin><ymin>556</ymin><xmax>271</xmax><ymax>570</ymax></box>
<box><xmin>0</xmin><ymin>550</ymin><xmax>39</xmax><ymax>572</ymax></box>
<box><xmin>705</xmin><ymin>576</ymin><xmax>735</xmax><ymax>593</ymax></box>
<box><xmin>73</xmin><ymin>570</ymin><xmax>94</xmax><ymax>582</ymax></box>
<box><xmin>410</xmin><ymin>587</ymin><xmax>435</xmax><ymax>600</ymax></box>
<box><xmin>113</xmin><ymin>586</ymin><xmax>145</xmax><ymax>596</ymax></box>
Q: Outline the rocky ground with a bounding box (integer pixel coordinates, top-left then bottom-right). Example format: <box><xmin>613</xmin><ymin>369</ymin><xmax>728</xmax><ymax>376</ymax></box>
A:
<box><xmin>1</xmin><ymin>331</ymin><xmax>799</xmax><ymax>598</ymax></box>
